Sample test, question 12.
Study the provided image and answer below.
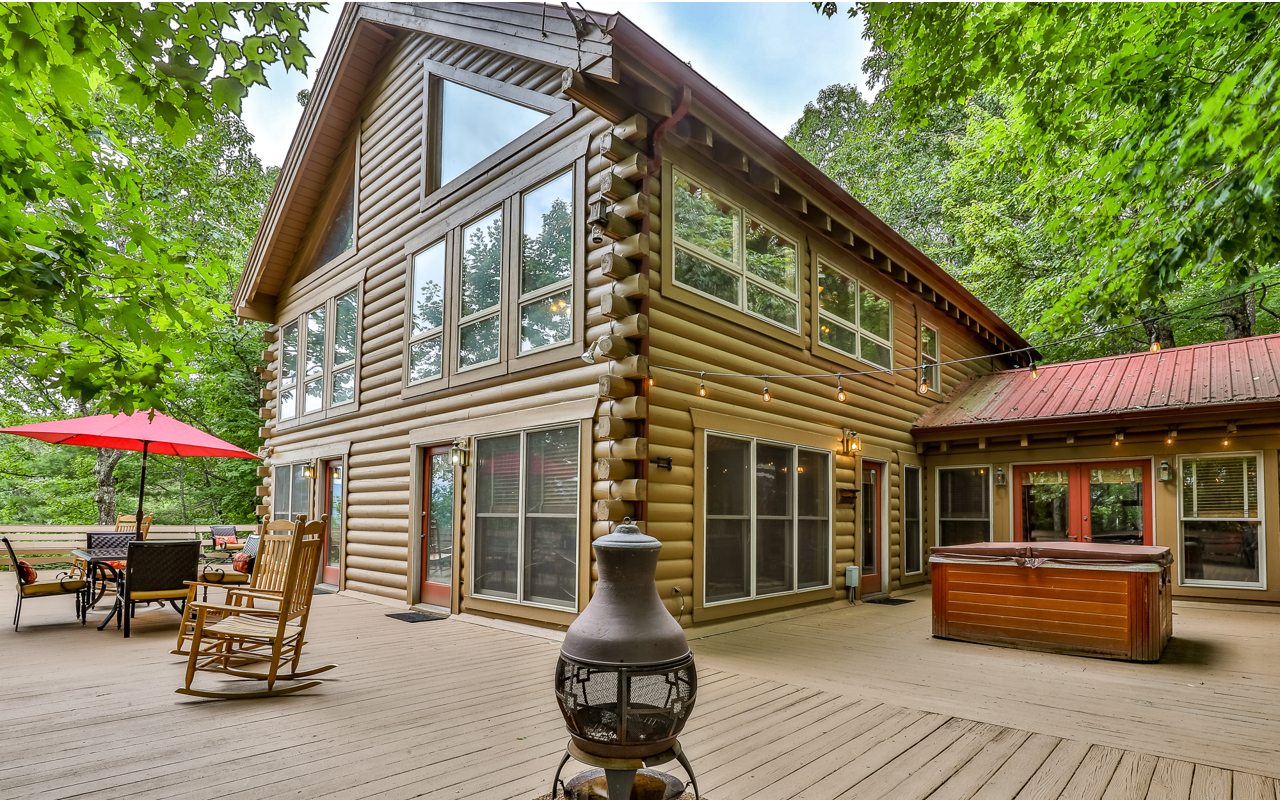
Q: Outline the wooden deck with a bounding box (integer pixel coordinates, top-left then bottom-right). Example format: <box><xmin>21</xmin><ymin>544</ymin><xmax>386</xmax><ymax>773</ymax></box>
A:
<box><xmin>2</xmin><ymin>575</ymin><xmax>1277</xmax><ymax>799</ymax></box>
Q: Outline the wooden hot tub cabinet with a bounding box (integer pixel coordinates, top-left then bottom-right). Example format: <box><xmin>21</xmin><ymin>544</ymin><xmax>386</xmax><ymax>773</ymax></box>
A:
<box><xmin>930</xmin><ymin>542</ymin><xmax>1173</xmax><ymax>662</ymax></box>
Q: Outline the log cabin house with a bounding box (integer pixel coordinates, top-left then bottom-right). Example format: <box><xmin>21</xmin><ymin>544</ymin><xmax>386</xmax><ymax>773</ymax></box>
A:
<box><xmin>235</xmin><ymin>2</ymin><xmax>1279</xmax><ymax>629</ymax></box>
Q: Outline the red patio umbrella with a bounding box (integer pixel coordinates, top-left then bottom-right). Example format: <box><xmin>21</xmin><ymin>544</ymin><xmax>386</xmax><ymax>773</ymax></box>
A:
<box><xmin>0</xmin><ymin>411</ymin><xmax>258</xmax><ymax>534</ymax></box>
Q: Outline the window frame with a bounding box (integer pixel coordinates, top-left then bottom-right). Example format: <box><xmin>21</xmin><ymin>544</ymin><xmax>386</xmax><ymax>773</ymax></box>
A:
<box><xmin>272</xmin><ymin>462</ymin><xmax>312</xmax><ymax>521</ymax></box>
<box><xmin>920</xmin><ymin>323</ymin><xmax>940</xmax><ymax>395</ymax></box>
<box><xmin>701</xmin><ymin>429</ymin><xmax>834</xmax><ymax>607</ymax></box>
<box><xmin>815</xmin><ymin>255</ymin><xmax>896</xmax><ymax>372</ymax></box>
<box><xmin>469</xmin><ymin>422</ymin><xmax>582</xmax><ymax>612</ymax></box>
<box><xmin>1177</xmin><ymin>452</ymin><xmax>1266</xmax><ymax>590</ymax></box>
<box><xmin>669</xmin><ymin>167</ymin><xmax>802</xmax><ymax>334</ymax></box>
<box><xmin>935</xmin><ymin>465</ymin><xmax>993</xmax><ymax>547</ymax></box>
<box><xmin>405</xmin><ymin>237</ymin><xmax>450</xmax><ymax>388</ymax></box>
<box><xmin>420</xmin><ymin>59</ymin><xmax>572</xmax><ymax>210</ymax></box>
<box><xmin>401</xmin><ymin>158</ymin><xmax>585</xmax><ymax>398</ymax></box>
<box><xmin>903</xmin><ymin>464</ymin><xmax>924</xmax><ymax>576</ymax></box>
<box><xmin>275</xmin><ymin>283</ymin><xmax>363</xmax><ymax>429</ymax></box>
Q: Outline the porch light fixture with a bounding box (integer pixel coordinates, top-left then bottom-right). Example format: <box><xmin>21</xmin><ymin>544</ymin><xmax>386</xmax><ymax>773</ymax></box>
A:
<box><xmin>841</xmin><ymin>428</ymin><xmax>861</xmax><ymax>456</ymax></box>
<box><xmin>993</xmin><ymin>467</ymin><xmax>1007</xmax><ymax>486</ymax></box>
<box><xmin>1112</xmin><ymin>431</ymin><xmax>1124</xmax><ymax>447</ymax></box>
<box><xmin>450</xmin><ymin>437</ymin><xmax>470</xmax><ymax>467</ymax></box>
<box><xmin>1158</xmin><ymin>459</ymin><xmax>1173</xmax><ymax>482</ymax></box>
<box><xmin>1223</xmin><ymin>423</ymin><xmax>1237</xmax><ymax>448</ymax></box>
<box><xmin>1165</xmin><ymin>428</ymin><xmax>1178</xmax><ymax>446</ymax></box>
<box><xmin>302</xmin><ymin>461</ymin><xmax>317</xmax><ymax>480</ymax></box>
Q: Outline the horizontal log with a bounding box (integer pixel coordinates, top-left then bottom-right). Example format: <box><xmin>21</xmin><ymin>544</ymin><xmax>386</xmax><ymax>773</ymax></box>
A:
<box><xmin>597</xmin><ymin>131</ymin><xmax>639</xmax><ymax>162</ymax></box>
<box><xmin>259</xmin><ymin>387</ymin><xmax>276</xmax><ymax>401</ymax></box>
<box><xmin>593</xmin><ymin>437</ymin><xmax>647</xmax><ymax>460</ymax></box>
<box><xmin>598</xmin><ymin>395</ymin><xmax>646</xmax><ymax>419</ymax></box>
<box><xmin>593</xmin><ymin>417</ymin><xmax>633</xmax><ymax>441</ymax></box>
<box><xmin>255</xmin><ymin>504</ymin><xmax>270</xmax><ymax>517</ymax></box>
<box><xmin>596</xmin><ymin>251</ymin><xmax>638</xmax><ymax>280</ymax></box>
<box><xmin>592</xmin><ymin>479</ymin><xmax>646</xmax><ymax>501</ymax></box>
<box><xmin>594</xmin><ymin>458</ymin><xmax>635</xmax><ymax>481</ymax></box>
<box><xmin>256</xmin><ymin>367</ymin><xmax>276</xmax><ymax>381</ymax></box>
<box><xmin>608</xmin><ymin>355</ymin><xmax>649</xmax><ymax>380</ymax></box>
<box><xmin>587</xmin><ymin>273</ymin><xmax>648</xmax><ymax>304</ymax></box>
<box><xmin>585</xmin><ymin>314</ymin><xmax>648</xmax><ymax>342</ymax></box>
<box><xmin>588</xmin><ymin>232</ymin><xmax>649</xmax><ymax>264</ymax></box>
<box><xmin>611</xmin><ymin>192</ymin><xmax>648</xmax><ymax>220</ymax></box>
<box><xmin>261</xmin><ymin>328</ymin><xmax>277</xmax><ymax>343</ymax></box>
<box><xmin>257</xmin><ymin>426</ymin><xmax>272</xmax><ymax>439</ymax></box>
<box><xmin>589</xmin><ymin>209</ymin><xmax>636</xmax><ymax>242</ymax></box>
<box><xmin>593</xmin><ymin>498</ymin><xmax>635</xmax><ymax>521</ymax></box>
<box><xmin>590</xmin><ymin>169</ymin><xmax>638</xmax><ymax>202</ymax></box>
<box><xmin>592</xmin><ymin>334</ymin><xmax>635</xmax><ymax>361</ymax></box>
<box><xmin>345</xmin><ymin>567</ymin><xmax>406</xmax><ymax>590</ymax></box>
<box><xmin>260</xmin><ymin>348</ymin><xmax>276</xmax><ymax>363</ymax></box>
<box><xmin>255</xmin><ymin>465</ymin><xmax>271</xmax><ymax>478</ymax></box>
<box><xmin>255</xmin><ymin>485</ymin><xmax>270</xmax><ymax>498</ymax></box>
<box><xmin>588</xmin><ymin>151</ymin><xmax>649</xmax><ymax>180</ymax></box>
<box><xmin>614</xmin><ymin>113</ymin><xmax>650</xmax><ymax>142</ymax></box>
<box><xmin>597</xmin><ymin>374</ymin><xmax>634</xmax><ymax>400</ymax></box>
<box><xmin>258</xmin><ymin>407</ymin><xmax>274</xmax><ymax>421</ymax></box>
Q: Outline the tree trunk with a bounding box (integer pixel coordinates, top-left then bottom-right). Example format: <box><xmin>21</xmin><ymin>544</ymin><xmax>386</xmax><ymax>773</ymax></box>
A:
<box><xmin>93</xmin><ymin>449</ymin><xmax>126</xmax><ymax>524</ymax></box>
<box><xmin>1220</xmin><ymin>292</ymin><xmax>1255</xmax><ymax>340</ymax></box>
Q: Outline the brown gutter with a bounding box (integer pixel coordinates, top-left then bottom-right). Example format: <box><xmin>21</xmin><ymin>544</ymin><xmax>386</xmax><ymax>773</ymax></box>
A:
<box><xmin>603</xmin><ymin>13</ymin><xmax>1031</xmax><ymax>355</ymax></box>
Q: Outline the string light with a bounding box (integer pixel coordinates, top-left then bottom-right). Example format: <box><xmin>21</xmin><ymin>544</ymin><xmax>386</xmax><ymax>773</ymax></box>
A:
<box><xmin>1223</xmin><ymin>422</ymin><xmax>1236</xmax><ymax>447</ymax></box>
<box><xmin>1165</xmin><ymin>429</ymin><xmax>1177</xmax><ymax>446</ymax></box>
<box><xmin>917</xmin><ymin>370</ymin><xmax>930</xmax><ymax>395</ymax></box>
<box><xmin>836</xmin><ymin>376</ymin><xmax>847</xmax><ymax>403</ymax></box>
<box><xmin>647</xmin><ymin>369</ymin><xmax>655</xmax><ymax>388</ymax></box>
<box><xmin>697</xmin><ymin>372</ymin><xmax>707</xmax><ymax>397</ymax></box>
<box><xmin>761</xmin><ymin>379</ymin><xmax>771</xmax><ymax>403</ymax></box>
<box><xmin>1029</xmin><ymin>361</ymin><xmax>1039</xmax><ymax>380</ymax></box>
<box><xmin>1149</xmin><ymin>337</ymin><xmax>1162</xmax><ymax>353</ymax></box>
<box><xmin>1112</xmin><ymin>431</ymin><xmax>1124</xmax><ymax>447</ymax></box>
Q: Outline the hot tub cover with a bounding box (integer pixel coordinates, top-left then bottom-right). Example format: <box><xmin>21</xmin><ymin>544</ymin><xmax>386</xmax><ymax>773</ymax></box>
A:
<box><xmin>930</xmin><ymin>541</ymin><xmax>1172</xmax><ymax>567</ymax></box>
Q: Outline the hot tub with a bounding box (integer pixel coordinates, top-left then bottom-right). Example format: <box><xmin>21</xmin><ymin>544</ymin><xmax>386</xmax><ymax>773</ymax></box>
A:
<box><xmin>929</xmin><ymin>542</ymin><xmax>1173</xmax><ymax>662</ymax></box>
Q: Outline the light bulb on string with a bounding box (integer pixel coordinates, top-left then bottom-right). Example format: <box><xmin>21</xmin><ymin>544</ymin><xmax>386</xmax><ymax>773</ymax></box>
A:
<box><xmin>647</xmin><ymin>369</ymin><xmax>655</xmax><ymax>388</ymax></box>
<box><xmin>917</xmin><ymin>369</ymin><xmax>930</xmax><ymax>395</ymax></box>
<box><xmin>1029</xmin><ymin>361</ymin><xmax>1039</xmax><ymax>380</ymax></box>
<box><xmin>1149</xmin><ymin>336</ymin><xmax>1162</xmax><ymax>353</ymax></box>
<box><xmin>762</xmin><ymin>379</ymin><xmax>771</xmax><ymax>403</ymax></box>
<box><xmin>836</xmin><ymin>376</ymin><xmax>846</xmax><ymax>403</ymax></box>
<box><xmin>697</xmin><ymin>372</ymin><xmax>707</xmax><ymax>398</ymax></box>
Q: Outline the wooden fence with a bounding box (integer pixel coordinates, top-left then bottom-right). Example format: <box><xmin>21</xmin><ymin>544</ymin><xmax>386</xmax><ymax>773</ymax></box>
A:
<box><xmin>0</xmin><ymin>524</ymin><xmax>259</xmax><ymax>569</ymax></box>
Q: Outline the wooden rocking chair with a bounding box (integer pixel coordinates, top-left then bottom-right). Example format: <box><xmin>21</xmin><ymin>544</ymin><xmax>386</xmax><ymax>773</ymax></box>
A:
<box><xmin>172</xmin><ymin>519</ymin><xmax>297</xmax><ymax>656</ymax></box>
<box><xmin>176</xmin><ymin>516</ymin><xmax>335</xmax><ymax>699</ymax></box>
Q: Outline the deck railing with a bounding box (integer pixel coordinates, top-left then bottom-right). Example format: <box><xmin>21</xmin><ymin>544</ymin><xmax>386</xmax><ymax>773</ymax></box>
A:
<box><xmin>0</xmin><ymin>524</ymin><xmax>259</xmax><ymax>569</ymax></box>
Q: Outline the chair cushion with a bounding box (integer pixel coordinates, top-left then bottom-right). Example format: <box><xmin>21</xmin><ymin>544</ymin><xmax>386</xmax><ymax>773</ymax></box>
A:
<box><xmin>213</xmin><ymin>535</ymin><xmax>239</xmax><ymax>549</ymax></box>
<box><xmin>128</xmin><ymin>588</ymin><xmax>191</xmax><ymax>601</ymax></box>
<box><xmin>21</xmin><ymin>579</ymin><xmax>87</xmax><ymax>598</ymax></box>
<box><xmin>201</xmin><ymin>568</ymin><xmax>249</xmax><ymax>585</ymax></box>
<box><xmin>16</xmin><ymin>559</ymin><xmax>37</xmax><ymax>584</ymax></box>
<box><xmin>231</xmin><ymin>552</ymin><xmax>255</xmax><ymax>574</ymax></box>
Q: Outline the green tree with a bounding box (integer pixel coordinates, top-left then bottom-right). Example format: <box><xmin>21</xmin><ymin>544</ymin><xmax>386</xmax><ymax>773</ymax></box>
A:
<box><xmin>818</xmin><ymin>3</ymin><xmax>1280</xmax><ymax>341</ymax></box>
<box><xmin>0</xmin><ymin>2</ymin><xmax>315</xmax><ymax>411</ymax></box>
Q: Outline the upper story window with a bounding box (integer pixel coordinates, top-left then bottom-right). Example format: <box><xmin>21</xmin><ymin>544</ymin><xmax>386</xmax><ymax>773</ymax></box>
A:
<box><xmin>312</xmin><ymin>167</ymin><xmax>355</xmax><ymax>270</ymax></box>
<box><xmin>278</xmin><ymin>287</ymin><xmax>360</xmax><ymax>422</ymax></box>
<box><xmin>817</xmin><ymin>259</ymin><xmax>893</xmax><ymax>370</ymax></box>
<box><xmin>438</xmin><ymin>79</ymin><xmax>548</xmax><ymax>187</ymax></box>
<box><xmin>672</xmin><ymin>171</ymin><xmax>799</xmax><ymax>331</ymax></box>
<box><xmin>405</xmin><ymin>166</ymin><xmax>579</xmax><ymax>390</ymax></box>
<box><xmin>920</xmin><ymin>324</ymin><xmax>940</xmax><ymax>393</ymax></box>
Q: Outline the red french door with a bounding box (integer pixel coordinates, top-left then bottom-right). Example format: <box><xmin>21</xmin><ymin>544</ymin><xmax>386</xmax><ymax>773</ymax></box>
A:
<box><xmin>322</xmin><ymin>461</ymin><xmax>344</xmax><ymax>585</ymax></box>
<box><xmin>860</xmin><ymin>461</ymin><xmax>883</xmax><ymax>596</ymax></box>
<box><xmin>1014</xmin><ymin>461</ymin><xmax>1152</xmax><ymax>545</ymax></box>
<box><xmin>420</xmin><ymin>446</ymin><xmax>455</xmax><ymax>609</ymax></box>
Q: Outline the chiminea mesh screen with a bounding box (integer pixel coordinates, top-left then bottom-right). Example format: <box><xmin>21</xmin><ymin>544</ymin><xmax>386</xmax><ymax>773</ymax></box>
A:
<box><xmin>555</xmin><ymin>654</ymin><xmax>697</xmax><ymax>757</ymax></box>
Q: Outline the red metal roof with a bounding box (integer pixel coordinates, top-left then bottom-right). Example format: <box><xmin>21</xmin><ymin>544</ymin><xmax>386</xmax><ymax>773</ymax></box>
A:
<box><xmin>914</xmin><ymin>333</ymin><xmax>1280</xmax><ymax>435</ymax></box>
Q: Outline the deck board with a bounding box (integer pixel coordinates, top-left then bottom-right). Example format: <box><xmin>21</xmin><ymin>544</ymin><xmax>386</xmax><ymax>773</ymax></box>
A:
<box><xmin>1</xmin><ymin>574</ymin><xmax>1276</xmax><ymax>800</ymax></box>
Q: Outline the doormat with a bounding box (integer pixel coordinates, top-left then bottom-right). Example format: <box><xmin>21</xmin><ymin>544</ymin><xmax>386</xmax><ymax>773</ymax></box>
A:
<box><xmin>866</xmin><ymin>597</ymin><xmax>913</xmax><ymax>605</ymax></box>
<box><xmin>386</xmin><ymin>611</ymin><xmax>448</xmax><ymax>623</ymax></box>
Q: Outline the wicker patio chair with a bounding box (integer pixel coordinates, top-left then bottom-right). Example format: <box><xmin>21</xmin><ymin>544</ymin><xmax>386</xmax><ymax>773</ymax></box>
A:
<box><xmin>117</xmin><ymin>539</ymin><xmax>200</xmax><ymax>638</ymax></box>
<box><xmin>177</xmin><ymin>516</ymin><xmax>335</xmax><ymax>699</ymax></box>
<box><xmin>172</xmin><ymin>520</ymin><xmax>298</xmax><ymax>656</ymax></box>
<box><xmin>4</xmin><ymin>537</ymin><xmax>88</xmax><ymax>631</ymax></box>
<box><xmin>210</xmin><ymin>524</ymin><xmax>245</xmax><ymax>553</ymax></box>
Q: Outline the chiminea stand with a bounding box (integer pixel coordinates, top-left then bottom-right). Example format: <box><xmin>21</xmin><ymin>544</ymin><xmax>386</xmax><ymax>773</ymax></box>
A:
<box><xmin>551</xmin><ymin>739</ymin><xmax>700</xmax><ymax>800</ymax></box>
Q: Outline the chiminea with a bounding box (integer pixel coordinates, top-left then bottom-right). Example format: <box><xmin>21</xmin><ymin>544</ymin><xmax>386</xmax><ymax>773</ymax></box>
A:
<box><xmin>552</xmin><ymin>519</ymin><xmax>698</xmax><ymax>800</ymax></box>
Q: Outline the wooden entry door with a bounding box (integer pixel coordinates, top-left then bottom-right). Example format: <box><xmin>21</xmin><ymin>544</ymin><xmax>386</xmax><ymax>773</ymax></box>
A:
<box><xmin>860</xmin><ymin>461</ymin><xmax>883</xmax><ymax>595</ymax></box>
<box><xmin>1014</xmin><ymin>461</ymin><xmax>1152</xmax><ymax>545</ymax></box>
<box><xmin>321</xmin><ymin>460</ymin><xmax>343</xmax><ymax>586</ymax></box>
<box><xmin>420</xmin><ymin>446</ymin><xmax>455</xmax><ymax>609</ymax></box>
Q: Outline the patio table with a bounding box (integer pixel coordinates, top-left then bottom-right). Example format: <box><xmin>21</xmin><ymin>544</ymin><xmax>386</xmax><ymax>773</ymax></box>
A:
<box><xmin>70</xmin><ymin>547</ymin><xmax>128</xmax><ymax>630</ymax></box>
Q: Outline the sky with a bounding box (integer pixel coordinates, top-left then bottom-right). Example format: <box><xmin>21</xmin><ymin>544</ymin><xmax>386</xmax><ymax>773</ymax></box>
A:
<box><xmin>241</xmin><ymin>1</ymin><xmax>871</xmax><ymax>167</ymax></box>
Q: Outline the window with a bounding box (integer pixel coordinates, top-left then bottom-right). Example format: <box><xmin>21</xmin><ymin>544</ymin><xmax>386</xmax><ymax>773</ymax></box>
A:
<box><xmin>817</xmin><ymin>259</ymin><xmax>893</xmax><ymax>369</ymax></box>
<box><xmin>458</xmin><ymin>209</ymin><xmax>503</xmax><ymax>370</ymax></box>
<box><xmin>408</xmin><ymin>240</ymin><xmax>446</xmax><ymax>385</ymax></box>
<box><xmin>920</xmin><ymin>324</ymin><xmax>939</xmax><ymax>393</ymax></box>
<box><xmin>279</xmin><ymin>322</ymin><xmax>299</xmax><ymax>421</ymax></box>
<box><xmin>1180</xmin><ymin>455</ymin><xmax>1263</xmax><ymax>587</ymax></box>
<box><xmin>277</xmin><ymin>288</ymin><xmax>361</xmax><ymax>422</ymax></box>
<box><xmin>672</xmin><ymin>171</ymin><xmax>799</xmax><ymax>331</ymax></box>
<box><xmin>437</xmin><ymin>78</ymin><xmax>549</xmax><ymax>187</ymax></box>
<box><xmin>937</xmin><ymin>467</ymin><xmax>991</xmax><ymax>546</ymax></box>
<box><xmin>704</xmin><ymin>433</ymin><xmax>831</xmax><ymax>604</ymax></box>
<box><xmin>273</xmin><ymin>463</ymin><xmax>311</xmax><ymax>521</ymax></box>
<box><xmin>904</xmin><ymin>466</ymin><xmax>923</xmax><ymax>574</ymax></box>
<box><xmin>473</xmin><ymin>425</ymin><xmax>580</xmax><ymax>609</ymax></box>
<box><xmin>311</xmin><ymin>167</ymin><xmax>355</xmax><ymax>270</ymax></box>
<box><xmin>519</xmin><ymin>171</ymin><xmax>574</xmax><ymax>352</ymax></box>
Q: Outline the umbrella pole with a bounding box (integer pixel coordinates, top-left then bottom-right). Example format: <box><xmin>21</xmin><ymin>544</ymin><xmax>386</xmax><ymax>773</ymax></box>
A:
<box><xmin>136</xmin><ymin>441</ymin><xmax>149</xmax><ymax>537</ymax></box>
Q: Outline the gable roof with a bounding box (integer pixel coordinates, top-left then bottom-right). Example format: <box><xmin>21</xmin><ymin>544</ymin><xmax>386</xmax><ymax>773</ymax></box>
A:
<box><xmin>914</xmin><ymin>333</ymin><xmax>1280</xmax><ymax>436</ymax></box>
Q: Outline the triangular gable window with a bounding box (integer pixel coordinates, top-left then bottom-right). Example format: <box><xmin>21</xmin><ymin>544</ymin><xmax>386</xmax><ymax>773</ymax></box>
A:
<box><xmin>311</xmin><ymin>166</ymin><xmax>355</xmax><ymax>271</ymax></box>
<box><xmin>437</xmin><ymin>78</ymin><xmax>548</xmax><ymax>186</ymax></box>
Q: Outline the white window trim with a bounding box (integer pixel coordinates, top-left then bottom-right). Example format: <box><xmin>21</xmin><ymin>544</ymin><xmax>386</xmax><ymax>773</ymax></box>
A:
<box><xmin>934</xmin><ymin>465</ymin><xmax>993</xmax><ymax>547</ymax></box>
<box><xmin>903</xmin><ymin>464</ymin><xmax>924</xmax><ymax>576</ymax></box>
<box><xmin>921</xmin><ymin>323</ymin><xmax>940</xmax><ymax>394</ymax></box>
<box><xmin>1177</xmin><ymin>452</ymin><xmax>1266</xmax><ymax>590</ymax></box>
<box><xmin>470</xmin><ymin>423</ymin><xmax>582</xmax><ymax>612</ymax></box>
<box><xmin>671</xmin><ymin>169</ymin><xmax>801</xmax><ymax>333</ymax></box>
<box><xmin>702</xmin><ymin>430</ymin><xmax>834</xmax><ymax>607</ymax></box>
<box><xmin>816</xmin><ymin>256</ymin><xmax>894</xmax><ymax>371</ymax></box>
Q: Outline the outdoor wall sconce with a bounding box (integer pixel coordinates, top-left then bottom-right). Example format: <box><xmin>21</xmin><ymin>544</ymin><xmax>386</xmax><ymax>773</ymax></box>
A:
<box><xmin>450</xmin><ymin>437</ymin><xmax>470</xmax><ymax>468</ymax></box>
<box><xmin>1112</xmin><ymin>431</ymin><xmax>1125</xmax><ymax>447</ymax></box>
<box><xmin>1158</xmin><ymin>459</ymin><xmax>1173</xmax><ymax>482</ymax></box>
<box><xmin>993</xmin><ymin>467</ymin><xmax>1007</xmax><ymax>486</ymax></box>
<box><xmin>1222</xmin><ymin>422</ymin><xmax>1237</xmax><ymax>448</ymax></box>
<box><xmin>1165</xmin><ymin>428</ymin><xmax>1178</xmax><ymax>446</ymax></box>
<box><xmin>841</xmin><ymin>428</ymin><xmax>861</xmax><ymax>456</ymax></box>
<box><xmin>301</xmin><ymin>461</ymin><xmax>317</xmax><ymax>480</ymax></box>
